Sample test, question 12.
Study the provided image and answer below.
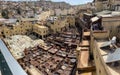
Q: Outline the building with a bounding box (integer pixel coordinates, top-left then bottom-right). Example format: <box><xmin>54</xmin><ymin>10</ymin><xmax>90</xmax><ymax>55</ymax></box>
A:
<box><xmin>67</xmin><ymin>16</ymin><xmax>75</xmax><ymax>27</ymax></box>
<box><xmin>94</xmin><ymin>0</ymin><xmax>109</xmax><ymax>11</ymax></box>
<box><xmin>94</xmin><ymin>11</ymin><xmax>120</xmax><ymax>38</ymax></box>
<box><xmin>2</xmin><ymin>21</ymin><xmax>32</xmax><ymax>38</ymax></box>
<box><xmin>89</xmin><ymin>10</ymin><xmax>120</xmax><ymax>75</ymax></box>
<box><xmin>94</xmin><ymin>0</ymin><xmax>120</xmax><ymax>11</ymax></box>
<box><xmin>33</xmin><ymin>24</ymin><xmax>49</xmax><ymax>39</ymax></box>
<box><xmin>49</xmin><ymin>19</ymin><xmax>67</xmax><ymax>33</ymax></box>
<box><xmin>91</xmin><ymin>24</ymin><xmax>120</xmax><ymax>75</ymax></box>
<box><xmin>47</xmin><ymin>16</ymin><xmax>75</xmax><ymax>34</ymax></box>
<box><xmin>0</xmin><ymin>15</ymin><xmax>76</xmax><ymax>39</ymax></box>
<box><xmin>0</xmin><ymin>18</ymin><xmax>33</xmax><ymax>38</ymax></box>
<box><xmin>79</xmin><ymin>10</ymin><xmax>120</xmax><ymax>75</ymax></box>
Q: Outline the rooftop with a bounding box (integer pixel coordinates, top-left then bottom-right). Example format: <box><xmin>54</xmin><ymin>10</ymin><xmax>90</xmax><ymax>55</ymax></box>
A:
<box><xmin>96</xmin><ymin>39</ymin><xmax>120</xmax><ymax>75</ymax></box>
<box><xmin>35</xmin><ymin>24</ymin><xmax>48</xmax><ymax>29</ymax></box>
<box><xmin>4</xmin><ymin>35</ymin><xmax>45</xmax><ymax>59</ymax></box>
<box><xmin>95</xmin><ymin>10</ymin><xmax>120</xmax><ymax>17</ymax></box>
<box><xmin>0</xmin><ymin>18</ymin><xmax>17</xmax><ymax>24</ymax></box>
<box><xmin>21</xmin><ymin>18</ymin><xmax>38</xmax><ymax>22</ymax></box>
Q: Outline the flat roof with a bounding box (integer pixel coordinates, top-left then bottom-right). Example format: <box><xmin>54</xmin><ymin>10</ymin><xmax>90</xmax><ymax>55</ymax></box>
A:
<box><xmin>21</xmin><ymin>18</ymin><xmax>38</xmax><ymax>21</ymax></box>
<box><xmin>83</xmin><ymin>32</ymin><xmax>90</xmax><ymax>37</ymax></box>
<box><xmin>84</xmin><ymin>13</ymin><xmax>93</xmax><ymax>16</ymax></box>
<box><xmin>35</xmin><ymin>24</ymin><xmax>48</xmax><ymax>29</ymax></box>
<box><xmin>95</xmin><ymin>11</ymin><xmax>120</xmax><ymax>18</ymax></box>
<box><xmin>96</xmin><ymin>40</ymin><xmax>120</xmax><ymax>75</ymax></box>
<box><xmin>77</xmin><ymin>50</ymin><xmax>89</xmax><ymax>69</ymax></box>
<box><xmin>0</xmin><ymin>39</ymin><xmax>27</xmax><ymax>75</ymax></box>
<box><xmin>80</xmin><ymin>40</ymin><xmax>90</xmax><ymax>47</ymax></box>
<box><xmin>0</xmin><ymin>18</ymin><xmax>17</xmax><ymax>23</ymax></box>
<box><xmin>95</xmin><ymin>10</ymin><xmax>111</xmax><ymax>15</ymax></box>
<box><xmin>91</xmin><ymin>16</ymin><xmax>100</xmax><ymax>22</ymax></box>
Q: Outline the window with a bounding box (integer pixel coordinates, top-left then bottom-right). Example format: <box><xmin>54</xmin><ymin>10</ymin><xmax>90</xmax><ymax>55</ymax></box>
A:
<box><xmin>1</xmin><ymin>32</ymin><xmax>4</xmax><ymax>34</ymax></box>
<box><xmin>44</xmin><ymin>31</ymin><xmax>45</xmax><ymax>33</ymax></box>
<box><xmin>117</xmin><ymin>26</ymin><xmax>120</xmax><ymax>33</ymax></box>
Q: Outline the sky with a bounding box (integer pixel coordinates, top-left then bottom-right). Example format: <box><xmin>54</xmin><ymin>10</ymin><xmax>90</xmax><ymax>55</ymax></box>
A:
<box><xmin>7</xmin><ymin>0</ymin><xmax>93</xmax><ymax>5</ymax></box>
<box><xmin>51</xmin><ymin>0</ymin><xmax>93</xmax><ymax>5</ymax></box>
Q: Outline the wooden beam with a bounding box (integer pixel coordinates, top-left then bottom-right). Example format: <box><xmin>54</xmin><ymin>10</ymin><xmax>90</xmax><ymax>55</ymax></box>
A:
<box><xmin>77</xmin><ymin>50</ymin><xmax>89</xmax><ymax>69</ymax></box>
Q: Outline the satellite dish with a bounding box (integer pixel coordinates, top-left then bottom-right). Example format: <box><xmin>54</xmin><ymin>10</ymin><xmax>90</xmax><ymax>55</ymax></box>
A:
<box><xmin>111</xmin><ymin>36</ymin><xmax>116</xmax><ymax>44</ymax></box>
<box><xmin>100</xmin><ymin>36</ymin><xmax>116</xmax><ymax>48</ymax></box>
